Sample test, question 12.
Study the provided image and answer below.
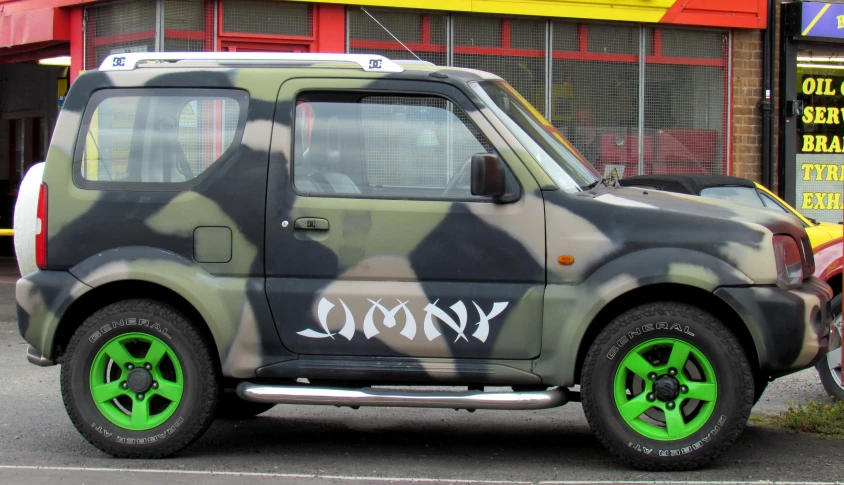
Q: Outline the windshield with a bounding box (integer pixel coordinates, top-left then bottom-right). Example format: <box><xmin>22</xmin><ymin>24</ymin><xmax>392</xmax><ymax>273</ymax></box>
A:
<box><xmin>470</xmin><ymin>81</ymin><xmax>600</xmax><ymax>192</ymax></box>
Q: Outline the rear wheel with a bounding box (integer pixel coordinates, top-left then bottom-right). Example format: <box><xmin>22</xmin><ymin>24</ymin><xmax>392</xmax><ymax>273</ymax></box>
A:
<box><xmin>816</xmin><ymin>294</ymin><xmax>843</xmax><ymax>401</ymax></box>
<box><xmin>582</xmin><ymin>302</ymin><xmax>754</xmax><ymax>471</ymax></box>
<box><xmin>61</xmin><ymin>299</ymin><xmax>219</xmax><ymax>458</ymax></box>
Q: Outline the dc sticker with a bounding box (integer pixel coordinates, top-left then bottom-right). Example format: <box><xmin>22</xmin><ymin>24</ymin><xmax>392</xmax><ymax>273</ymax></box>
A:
<box><xmin>113</xmin><ymin>57</ymin><xmax>126</xmax><ymax>67</ymax></box>
<box><xmin>368</xmin><ymin>59</ymin><xmax>382</xmax><ymax>69</ymax></box>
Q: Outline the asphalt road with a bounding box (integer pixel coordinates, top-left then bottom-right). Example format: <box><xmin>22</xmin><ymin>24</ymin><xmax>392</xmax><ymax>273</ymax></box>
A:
<box><xmin>0</xmin><ymin>263</ymin><xmax>841</xmax><ymax>485</ymax></box>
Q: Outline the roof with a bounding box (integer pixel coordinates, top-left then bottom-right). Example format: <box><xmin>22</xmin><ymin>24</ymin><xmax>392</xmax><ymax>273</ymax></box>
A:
<box><xmin>618</xmin><ymin>174</ymin><xmax>756</xmax><ymax>195</ymax></box>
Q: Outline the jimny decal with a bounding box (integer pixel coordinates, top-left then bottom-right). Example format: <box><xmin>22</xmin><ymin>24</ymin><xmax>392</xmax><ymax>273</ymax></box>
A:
<box><xmin>297</xmin><ymin>298</ymin><xmax>509</xmax><ymax>343</ymax></box>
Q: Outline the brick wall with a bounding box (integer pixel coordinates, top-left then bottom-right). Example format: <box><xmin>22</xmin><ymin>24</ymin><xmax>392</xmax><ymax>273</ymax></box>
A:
<box><xmin>731</xmin><ymin>28</ymin><xmax>764</xmax><ymax>182</ymax></box>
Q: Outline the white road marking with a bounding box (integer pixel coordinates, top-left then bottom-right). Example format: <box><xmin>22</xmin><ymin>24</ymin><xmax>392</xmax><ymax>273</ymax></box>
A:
<box><xmin>0</xmin><ymin>465</ymin><xmax>528</xmax><ymax>483</ymax></box>
<box><xmin>0</xmin><ymin>466</ymin><xmax>840</xmax><ymax>485</ymax></box>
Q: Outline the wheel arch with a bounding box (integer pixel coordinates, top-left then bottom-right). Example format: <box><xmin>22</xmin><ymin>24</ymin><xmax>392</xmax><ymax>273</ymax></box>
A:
<box><xmin>53</xmin><ymin>280</ymin><xmax>221</xmax><ymax>373</ymax></box>
<box><xmin>570</xmin><ymin>283</ymin><xmax>760</xmax><ymax>386</ymax></box>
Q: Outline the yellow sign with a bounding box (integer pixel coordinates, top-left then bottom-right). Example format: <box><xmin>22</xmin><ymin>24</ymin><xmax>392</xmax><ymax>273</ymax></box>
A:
<box><xmin>292</xmin><ymin>0</ymin><xmax>677</xmax><ymax>23</ymax></box>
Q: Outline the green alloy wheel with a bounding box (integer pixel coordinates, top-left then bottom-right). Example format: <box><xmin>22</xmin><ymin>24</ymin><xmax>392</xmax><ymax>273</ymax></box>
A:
<box><xmin>89</xmin><ymin>332</ymin><xmax>184</xmax><ymax>431</ymax></box>
<box><xmin>582</xmin><ymin>302</ymin><xmax>754</xmax><ymax>471</ymax></box>
<box><xmin>61</xmin><ymin>299</ymin><xmax>220</xmax><ymax>458</ymax></box>
<box><xmin>613</xmin><ymin>338</ymin><xmax>717</xmax><ymax>441</ymax></box>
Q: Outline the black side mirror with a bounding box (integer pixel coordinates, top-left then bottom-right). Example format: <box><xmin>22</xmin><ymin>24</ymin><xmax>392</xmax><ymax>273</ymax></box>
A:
<box><xmin>470</xmin><ymin>153</ymin><xmax>505</xmax><ymax>198</ymax></box>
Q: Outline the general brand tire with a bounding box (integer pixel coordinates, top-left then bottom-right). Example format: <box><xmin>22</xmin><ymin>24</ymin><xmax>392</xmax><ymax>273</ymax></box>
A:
<box><xmin>216</xmin><ymin>391</ymin><xmax>275</xmax><ymax>420</ymax></box>
<box><xmin>815</xmin><ymin>294</ymin><xmax>843</xmax><ymax>402</ymax></box>
<box><xmin>60</xmin><ymin>299</ymin><xmax>220</xmax><ymax>458</ymax></box>
<box><xmin>581</xmin><ymin>302</ymin><xmax>754</xmax><ymax>471</ymax></box>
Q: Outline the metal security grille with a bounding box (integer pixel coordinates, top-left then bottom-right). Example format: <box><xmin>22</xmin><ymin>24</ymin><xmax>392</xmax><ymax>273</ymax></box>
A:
<box><xmin>551</xmin><ymin>21</ymin><xmax>640</xmax><ymax>179</ymax></box>
<box><xmin>85</xmin><ymin>0</ymin><xmax>157</xmax><ymax>69</ymax></box>
<box><xmin>360</xmin><ymin>96</ymin><xmax>493</xmax><ymax>188</ymax></box>
<box><xmin>348</xmin><ymin>7</ymin><xmax>447</xmax><ymax>66</ymax></box>
<box><xmin>222</xmin><ymin>0</ymin><xmax>312</xmax><ymax>36</ymax></box>
<box><xmin>644</xmin><ymin>28</ymin><xmax>727</xmax><ymax>175</ymax></box>
<box><xmin>346</xmin><ymin>8</ymin><xmax>731</xmax><ymax>178</ymax></box>
<box><xmin>163</xmin><ymin>0</ymin><xmax>213</xmax><ymax>52</ymax></box>
<box><xmin>453</xmin><ymin>14</ymin><xmax>546</xmax><ymax>113</ymax></box>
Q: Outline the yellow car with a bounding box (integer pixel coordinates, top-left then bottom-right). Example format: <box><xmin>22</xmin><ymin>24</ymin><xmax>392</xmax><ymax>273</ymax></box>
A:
<box><xmin>754</xmin><ymin>183</ymin><xmax>843</xmax><ymax>247</ymax></box>
<box><xmin>619</xmin><ymin>174</ymin><xmax>843</xmax><ymax>248</ymax></box>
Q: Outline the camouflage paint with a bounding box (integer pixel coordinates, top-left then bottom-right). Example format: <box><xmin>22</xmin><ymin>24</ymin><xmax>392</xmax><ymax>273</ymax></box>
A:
<box><xmin>16</xmin><ymin>61</ymin><xmax>832</xmax><ymax>387</ymax></box>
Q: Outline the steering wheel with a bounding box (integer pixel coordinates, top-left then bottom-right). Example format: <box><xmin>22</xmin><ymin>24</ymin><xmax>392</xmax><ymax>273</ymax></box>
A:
<box><xmin>442</xmin><ymin>155</ymin><xmax>473</xmax><ymax>196</ymax></box>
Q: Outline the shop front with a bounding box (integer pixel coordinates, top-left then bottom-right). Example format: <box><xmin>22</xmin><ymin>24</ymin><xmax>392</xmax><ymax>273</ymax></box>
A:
<box><xmin>783</xmin><ymin>0</ymin><xmax>844</xmax><ymax>224</ymax></box>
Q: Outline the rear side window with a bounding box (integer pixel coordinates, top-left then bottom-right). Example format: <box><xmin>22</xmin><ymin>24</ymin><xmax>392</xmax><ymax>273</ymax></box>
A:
<box><xmin>74</xmin><ymin>89</ymin><xmax>248</xmax><ymax>188</ymax></box>
<box><xmin>700</xmin><ymin>186</ymin><xmax>764</xmax><ymax>208</ymax></box>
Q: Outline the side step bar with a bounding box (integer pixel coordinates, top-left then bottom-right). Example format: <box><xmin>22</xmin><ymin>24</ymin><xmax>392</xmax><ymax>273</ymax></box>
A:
<box><xmin>237</xmin><ymin>383</ymin><xmax>568</xmax><ymax>410</ymax></box>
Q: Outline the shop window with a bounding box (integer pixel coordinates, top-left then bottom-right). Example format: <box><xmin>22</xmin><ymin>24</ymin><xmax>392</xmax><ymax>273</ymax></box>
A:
<box><xmin>76</xmin><ymin>90</ymin><xmax>247</xmax><ymax>186</ymax></box>
<box><xmin>551</xmin><ymin>22</ymin><xmax>640</xmax><ymax>179</ymax></box>
<box><xmin>348</xmin><ymin>7</ymin><xmax>447</xmax><ymax>67</ymax></box>
<box><xmin>163</xmin><ymin>0</ymin><xmax>213</xmax><ymax>52</ymax></box>
<box><xmin>660</xmin><ymin>28</ymin><xmax>723</xmax><ymax>59</ymax></box>
<box><xmin>643</xmin><ymin>28</ymin><xmax>726</xmax><ymax>176</ymax></box>
<box><xmin>454</xmin><ymin>14</ymin><xmax>547</xmax><ymax>114</ymax></box>
<box><xmin>222</xmin><ymin>0</ymin><xmax>312</xmax><ymax>37</ymax></box>
<box><xmin>85</xmin><ymin>0</ymin><xmax>157</xmax><ymax>69</ymax></box>
<box><xmin>587</xmin><ymin>24</ymin><xmax>638</xmax><ymax>55</ymax></box>
<box><xmin>293</xmin><ymin>94</ymin><xmax>495</xmax><ymax>198</ymax></box>
<box><xmin>343</xmin><ymin>8</ymin><xmax>729</xmax><ymax>179</ymax></box>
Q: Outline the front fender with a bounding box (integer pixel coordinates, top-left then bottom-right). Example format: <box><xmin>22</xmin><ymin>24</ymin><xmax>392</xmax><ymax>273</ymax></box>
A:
<box><xmin>534</xmin><ymin>248</ymin><xmax>753</xmax><ymax>385</ymax></box>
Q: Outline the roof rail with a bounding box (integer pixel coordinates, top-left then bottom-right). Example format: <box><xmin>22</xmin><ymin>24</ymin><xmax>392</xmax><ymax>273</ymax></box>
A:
<box><xmin>98</xmin><ymin>52</ymin><xmax>405</xmax><ymax>73</ymax></box>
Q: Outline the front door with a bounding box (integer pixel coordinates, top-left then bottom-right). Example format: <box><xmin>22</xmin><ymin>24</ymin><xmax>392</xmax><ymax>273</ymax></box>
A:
<box><xmin>265</xmin><ymin>78</ymin><xmax>546</xmax><ymax>360</ymax></box>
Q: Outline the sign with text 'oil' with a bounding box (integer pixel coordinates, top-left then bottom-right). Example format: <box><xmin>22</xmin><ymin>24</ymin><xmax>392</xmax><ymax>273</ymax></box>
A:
<box><xmin>797</xmin><ymin>70</ymin><xmax>844</xmax><ymax>223</ymax></box>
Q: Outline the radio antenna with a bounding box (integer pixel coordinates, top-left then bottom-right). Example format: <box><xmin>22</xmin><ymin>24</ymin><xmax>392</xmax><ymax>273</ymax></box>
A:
<box><xmin>360</xmin><ymin>7</ymin><xmax>423</xmax><ymax>62</ymax></box>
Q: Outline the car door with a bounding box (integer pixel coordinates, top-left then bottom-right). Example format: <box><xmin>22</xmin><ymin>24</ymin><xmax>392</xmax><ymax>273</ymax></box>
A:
<box><xmin>264</xmin><ymin>77</ymin><xmax>546</xmax><ymax>360</ymax></box>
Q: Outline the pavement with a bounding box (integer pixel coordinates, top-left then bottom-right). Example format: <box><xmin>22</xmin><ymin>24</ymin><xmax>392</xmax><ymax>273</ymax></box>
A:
<box><xmin>0</xmin><ymin>260</ymin><xmax>841</xmax><ymax>485</ymax></box>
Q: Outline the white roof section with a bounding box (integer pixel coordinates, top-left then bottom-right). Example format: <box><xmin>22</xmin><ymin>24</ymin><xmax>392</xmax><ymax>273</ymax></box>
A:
<box><xmin>99</xmin><ymin>53</ymin><xmax>407</xmax><ymax>73</ymax></box>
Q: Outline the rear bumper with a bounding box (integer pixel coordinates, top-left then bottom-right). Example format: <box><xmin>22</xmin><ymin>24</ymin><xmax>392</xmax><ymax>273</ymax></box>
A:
<box><xmin>715</xmin><ymin>276</ymin><xmax>832</xmax><ymax>375</ymax></box>
<box><xmin>26</xmin><ymin>345</ymin><xmax>55</xmax><ymax>366</ymax></box>
<box><xmin>17</xmin><ymin>269</ymin><xmax>91</xmax><ymax>364</ymax></box>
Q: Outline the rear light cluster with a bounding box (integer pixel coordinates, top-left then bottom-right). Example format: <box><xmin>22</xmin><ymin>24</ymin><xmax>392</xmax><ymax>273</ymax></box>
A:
<box><xmin>35</xmin><ymin>183</ymin><xmax>47</xmax><ymax>270</ymax></box>
<box><xmin>773</xmin><ymin>235</ymin><xmax>803</xmax><ymax>289</ymax></box>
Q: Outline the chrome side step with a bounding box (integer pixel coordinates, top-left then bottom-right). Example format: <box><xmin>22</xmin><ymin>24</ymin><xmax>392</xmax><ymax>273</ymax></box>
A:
<box><xmin>236</xmin><ymin>383</ymin><xmax>568</xmax><ymax>410</ymax></box>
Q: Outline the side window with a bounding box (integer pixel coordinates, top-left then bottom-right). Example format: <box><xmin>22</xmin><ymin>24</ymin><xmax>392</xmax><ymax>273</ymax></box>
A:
<box><xmin>293</xmin><ymin>94</ymin><xmax>497</xmax><ymax>198</ymax></box>
<box><xmin>757</xmin><ymin>191</ymin><xmax>789</xmax><ymax>213</ymax></box>
<box><xmin>77</xmin><ymin>89</ymin><xmax>247</xmax><ymax>185</ymax></box>
<box><xmin>700</xmin><ymin>186</ymin><xmax>764</xmax><ymax>208</ymax></box>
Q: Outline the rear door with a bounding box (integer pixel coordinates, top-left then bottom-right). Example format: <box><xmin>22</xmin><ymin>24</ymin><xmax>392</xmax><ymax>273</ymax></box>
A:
<box><xmin>265</xmin><ymin>77</ymin><xmax>546</xmax><ymax>360</ymax></box>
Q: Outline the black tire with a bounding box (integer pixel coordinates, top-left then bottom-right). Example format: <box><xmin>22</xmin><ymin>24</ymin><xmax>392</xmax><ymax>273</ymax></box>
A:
<box><xmin>815</xmin><ymin>293</ymin><xmax>843</xmax><ymax>401</ymax></box>
<box><xmin>61</xmin><ymin>299</ymin><xmax>220</xmax><ymax>458</ymax></box>
<box><xmin>581</xmin><ymin>302</ymin><xmax>754</xmax><ymax>471</ymax></box>
<box><xmin>216</xmin><ymin>391</ymin><xmax>275</xmax><ymax>419</ymax></box>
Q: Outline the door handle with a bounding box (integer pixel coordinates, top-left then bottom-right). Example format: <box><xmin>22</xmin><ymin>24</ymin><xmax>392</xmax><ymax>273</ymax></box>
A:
<box><xmin>294</xmin><ymin>217</ymin><xmax>329</xmax><ymax>231</ymax></box>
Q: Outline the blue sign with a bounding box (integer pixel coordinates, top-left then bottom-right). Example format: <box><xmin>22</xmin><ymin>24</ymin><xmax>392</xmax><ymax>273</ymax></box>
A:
<box><xmin>795</xmin><ymin>2</ymin><xmax>844</xmax><ymax>39</ymax></box>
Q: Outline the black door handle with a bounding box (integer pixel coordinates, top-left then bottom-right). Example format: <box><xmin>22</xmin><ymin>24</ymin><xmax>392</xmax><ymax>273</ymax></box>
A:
<box><xmin>294</xmin><ymin>217</ymin><xmax>329</xmax><ymax>231</ymax></box>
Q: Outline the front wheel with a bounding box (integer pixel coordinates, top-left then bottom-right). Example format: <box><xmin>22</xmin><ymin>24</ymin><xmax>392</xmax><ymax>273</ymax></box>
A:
<box><xmin>581</xmin><ymin>302</ymin><xmax>754</xmax><ymax>471</ymax></box>
<box><xmin>61</xmin><ymin>299</ymin><xmax>220</xmax><ymax>458</ymax></box>
<box><xmin>815</xmin><ymin>294</ymin><xmax>843</xmax><ymax>401</ymax></box>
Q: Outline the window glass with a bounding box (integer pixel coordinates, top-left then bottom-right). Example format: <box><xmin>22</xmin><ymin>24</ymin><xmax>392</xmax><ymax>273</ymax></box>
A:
<box><xmin>80</xmin><ymin>91</ymin><xmax>245</xmax><ymax>184</ymax></box>
<box><xmin>293</xmin><ymin>95</ymin><xmax>496</xmax><ymax>198</ymax></box>
<box><xmin>700</xmin><ymin>186</ymin><xmax>764</xmax><ymax>207</ymax></box>
<box><xmin>471</xmin><ymin>81</ymin><xmax>599</xmax><ymax>192</ymax></box>
<box><xmin>758</xmin><ymin>191</ymin><xmax>789</xmax><ymax>213</ymax></box>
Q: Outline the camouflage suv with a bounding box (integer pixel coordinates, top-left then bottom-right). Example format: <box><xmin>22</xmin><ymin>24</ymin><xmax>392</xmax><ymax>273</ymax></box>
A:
<box><xmin>14</xmin><ymin>53</ymin><xmax>832</xmax><ymax>471</ymax></box>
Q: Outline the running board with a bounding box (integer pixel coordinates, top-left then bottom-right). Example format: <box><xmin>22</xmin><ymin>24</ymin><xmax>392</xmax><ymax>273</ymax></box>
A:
<box><xmin>236</xmin><ymin>383</ymin><xmax>568</xmax><ymax>410</ymax></box>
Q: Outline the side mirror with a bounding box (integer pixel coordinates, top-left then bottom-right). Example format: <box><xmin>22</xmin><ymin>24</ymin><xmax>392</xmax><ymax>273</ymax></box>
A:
<box><xmin>470</xmin><ymin>153</ymin><xmax>505</xmax><ymax>198</ymax></box>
